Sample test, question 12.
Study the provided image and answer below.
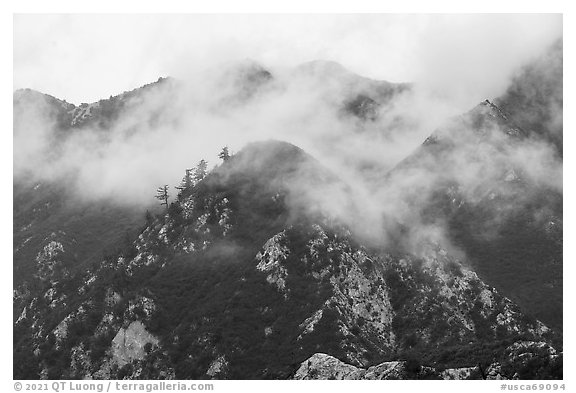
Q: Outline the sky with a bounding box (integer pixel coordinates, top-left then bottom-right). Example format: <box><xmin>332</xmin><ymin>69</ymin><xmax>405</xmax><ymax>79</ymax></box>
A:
<box><xmin>14</xmin><ymin>14</ymin><xmax>562</xmax><ymax>104</ymax></box>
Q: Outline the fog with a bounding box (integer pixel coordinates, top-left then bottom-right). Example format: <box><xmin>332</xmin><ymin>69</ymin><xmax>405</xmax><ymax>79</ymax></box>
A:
<box><xmin>13</xmin><ymin>14</ymin><xmax>562</xmax><ymax>254</ymax></box>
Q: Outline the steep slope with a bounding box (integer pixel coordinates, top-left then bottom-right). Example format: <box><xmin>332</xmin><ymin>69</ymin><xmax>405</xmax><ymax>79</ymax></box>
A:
<box><xmin>14</xmin><ymin>141</ymin><xmax>560</xmax><ymax>380</ymax></box>
<box><xmin>495</xmin><ymin>39</ymin><xmax>562</xmax><ymax>155</ymax></box>
<box><xmin>384</xmin><ymin>97</ymin><xmax>562</xmax><ymax>330</ymax></box>
<box><xmin>13</xmin><ymin>178</ymin><xmax>145</xmax><ymax>287</ymax></box>
<box><xmin>13</xmin><ymin>80</ymin><xmax>166</xmax><ymax>309</ymax></box>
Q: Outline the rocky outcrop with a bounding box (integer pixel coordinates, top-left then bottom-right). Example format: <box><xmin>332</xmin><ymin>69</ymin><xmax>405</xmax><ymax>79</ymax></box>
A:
<box><xmin>111</xmin><ymin>321</ymin><xmax>159</xmax><ymax>367</ymax></box>
<box><xmin>256</xmin><ymin>231</ymin><xmax>290</xmax><ymax>295</ymax></box>
<box><xmin>441</xmin><ymin>367</ymin><xmax>479</xmax><ymax>380</ymax></box>
<box><xmin>295</xmin><ymin>343</ymin><xmax>562</xmax><ymax>380</ymax></box>
<box><xmin>206</xmin><ymin>355</ymin><xmax>229</xmax><ymax>378</ymax></box>
<box><xmin>35</xmin><ymin>240</ymin><xmax>66</xmax><ymax>283</ymax></box>
<box><xmin>293</xmin><ymin>353</ymin><xmax>425</xmax><ymax>380</ymax></box>
<box><xmin>293</xmin><ymin>353</ymin><xmax>363</xmax><ymax>379</ymax></box>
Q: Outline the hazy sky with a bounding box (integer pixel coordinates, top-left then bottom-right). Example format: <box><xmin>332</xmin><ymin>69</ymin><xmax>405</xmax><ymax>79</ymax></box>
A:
<box><xmin>14</xmin><ymin>14</ymin><xmax>562</xmax><ymax>104</ymax></box>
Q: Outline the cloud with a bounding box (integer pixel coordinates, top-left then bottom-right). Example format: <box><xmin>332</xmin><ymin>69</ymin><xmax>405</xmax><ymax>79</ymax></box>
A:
<box><xmin>410</xmin><ymin>14</ymin><xmax>562</xmax><ymax>110</ymax></box>
<box><xmin>14</xmin><ymin>14</ymin><xmax>562</xmax><ymax>105</ymax></box>
<box><xmin>13</xmin><ymin>14</ymin><xmax>563</xmax><ymax>256</ymax></box>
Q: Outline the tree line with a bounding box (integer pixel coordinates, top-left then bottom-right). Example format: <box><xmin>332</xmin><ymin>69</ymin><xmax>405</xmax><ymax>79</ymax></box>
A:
<box><xmin>155</xmin><ymin>146</ymin><xmax>230</xmax><ymax>208</ymax></box>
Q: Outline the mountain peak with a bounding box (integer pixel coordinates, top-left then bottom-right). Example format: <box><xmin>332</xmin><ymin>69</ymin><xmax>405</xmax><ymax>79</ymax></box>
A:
<box><xmin>217</xmin><ymin>140</ymin><xmax>337</xmax><ymax>189</ymax></box>
<box><xmin>294</xmin><ymin>60</ymin><xmax>354</xmax><ymax>80</ymax></box>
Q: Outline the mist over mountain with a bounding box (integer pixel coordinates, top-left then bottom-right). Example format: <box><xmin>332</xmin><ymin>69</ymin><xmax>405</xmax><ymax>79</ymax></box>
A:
<box><xmin>13</xmin><ymin>35</ymin><xmax>562</xmax><ymax>380</ymax></box>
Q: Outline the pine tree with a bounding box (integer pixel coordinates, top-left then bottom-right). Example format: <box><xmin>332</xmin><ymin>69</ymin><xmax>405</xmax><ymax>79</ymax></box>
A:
<box><xmin>145</xmin><ymin>210</ymin><xmax>153</xmax><ymax>225</ymax></box>
<box><xmin>218</xmin><ymin>146</ymin><xmax>230</xmax><ymax>162</ymax></box>
<box><xmin>194</xmin><ymin>160</ymin><xmax>208</xmax><ymax>182</ymax></box>
<box><xmin>175</xmin><ymin>169</ymin><xmax>194</xmax><ymax>197</ymax></box>
<box><xmin>155</xmin><ymin>185</ymin><xmax>169</xmax><ymax>209</ymax></box>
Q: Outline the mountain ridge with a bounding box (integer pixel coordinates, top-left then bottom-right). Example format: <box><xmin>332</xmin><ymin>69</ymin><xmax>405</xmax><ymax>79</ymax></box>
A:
<box><xmin>13</xmin><ymin>43</ymin><xmax>562</xmax><ymax>379</ymax></box>
<box><xmin>13</xmin><ymin>139</ymin><xmax>562</xmax><ymax>380</ymax></box>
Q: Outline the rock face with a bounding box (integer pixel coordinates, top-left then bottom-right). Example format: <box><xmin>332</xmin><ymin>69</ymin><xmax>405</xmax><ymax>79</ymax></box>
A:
<box><xmin>293</xmin><ymin>353</ymin><xmax>363</xmax><ymax>379</ymax></box>
<box><xmin>206</xmin><ymin>355</ymin><xmax>228</xmax><ymax>378</ymax></box>
<box><xmin>256</xmin><ymin>231</ymin><xmax>290</xmax><ymax>295</ymax></box>
<box><xmin>294</xmin><ymin>345</ymin><xmax>562</xmax><ymax>381</ymax></box>
<box><xmin>111</xmin><ymin>321</ymin><xmax>159</xmax><ymax>367</ymax></box>
<box><xmin>293</xmin><ymin>353</ymin><xmax>429</xmax><ymax>380</ymax></box>
<box><xmin>441</xmin><ymin>367</ymin><xmax>478</xmax><ymax>380</ymax></box>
